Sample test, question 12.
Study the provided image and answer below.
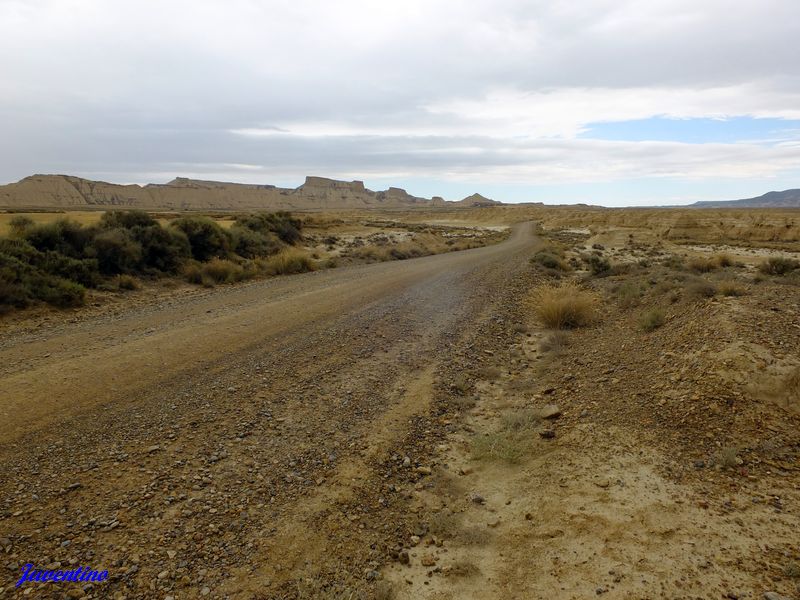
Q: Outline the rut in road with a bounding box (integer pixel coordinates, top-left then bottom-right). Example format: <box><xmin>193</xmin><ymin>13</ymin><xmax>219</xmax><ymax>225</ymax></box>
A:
<box><xmin>0</xmin><ymin>223</ymin><xmax>539</xmax><ymax>599</ymax></box>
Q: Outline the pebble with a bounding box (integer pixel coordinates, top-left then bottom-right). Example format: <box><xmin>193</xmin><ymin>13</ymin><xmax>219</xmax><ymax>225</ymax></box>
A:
<box><xmin>539</xmin><ymin>404</ymin><xmax>561</xmax><ymax>419</ymax></box>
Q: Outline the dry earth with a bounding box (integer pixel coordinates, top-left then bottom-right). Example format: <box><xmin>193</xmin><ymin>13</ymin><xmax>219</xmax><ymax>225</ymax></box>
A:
<box><xmin>1</xmin><ymin>214</ymin><xmax>799</xmax><ymax>600</ymax></box>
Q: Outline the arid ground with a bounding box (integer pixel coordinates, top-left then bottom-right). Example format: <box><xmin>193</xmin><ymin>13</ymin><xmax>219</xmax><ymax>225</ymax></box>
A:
<box><xmin>1</xmin><ymin>208</ymin><xmax>799</xmax><ymax>600</ymax></box>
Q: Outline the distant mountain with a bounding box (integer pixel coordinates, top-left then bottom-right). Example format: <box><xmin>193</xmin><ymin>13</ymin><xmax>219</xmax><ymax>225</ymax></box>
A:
<box><xmin>0</xmin><ymin>175</ymin><xmax>500</xmax><ymax>211</ymax></box>
<box><xmin>690</xmin><ymin>189</ymin><xmax>800</xmax><ymax>208</ymax></box>
<box><xmin>455</xmin><ymin>193</ymin><xmax>502</xmax><ymax>207</ymax></box>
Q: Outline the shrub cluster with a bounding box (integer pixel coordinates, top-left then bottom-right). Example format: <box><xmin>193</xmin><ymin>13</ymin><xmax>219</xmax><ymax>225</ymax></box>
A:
<box><xmin>0</xmin><ymin>210</ymin><xmax>306</xmax><ymax>313</ymax></box>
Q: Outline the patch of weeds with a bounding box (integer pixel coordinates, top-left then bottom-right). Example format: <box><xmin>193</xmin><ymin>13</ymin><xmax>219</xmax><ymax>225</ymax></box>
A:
<box><xmin>501</xmin><ymin>409</ymin><xmax>541</xmax><ymax>432</ymax></box>
<box><xmin>584</xmin><ymin>254</ymin><xmax>611</xmax><ymax>276</ymax></box>
<box><xmin>718</xmin><ymin>279</ymin><xmax>746</xmax><ymax>296</ymax></box>
<box><xmin>785</xmin><ymin>561</ymin><xmax>800</xmax><ymax>579</ymax></box>
<box><xmin>617</xmin><ymin>280</ymin><xmax>644</xmax><ymax>308</ymax></box>
<box><xmin>717</xmin><ymin>446</ymin><xmax>739</xmax><ymax>469</ymax></box>
<box><xmin>687</xmin><ymin>279</ymin><xmax>717</xmax><ymax>298</ymax></box>
<box><xmin>639</xmin><ymin>308</ymin><xmax>666</xmax><ymax>332</ymax></box>
<box><xmin>759</xmin><ymin>256</ymin><xmax>800</xmax><ymax>276</ymax></box>
<box><xmin>688</xmin><ymin>257</ymin><xmax>719</xmax><ymax>273</ymax></box>
<box><xmin>114</xmin><ymin>274</ymin><xmax>140</xmax><ymax>291</ymax></box>
<box><xmin>530</xmin><ymin>281</ymin><xmax>598</xmax><ymax>329</ymax></box>
<box><xmin>539</xmin><ymin>331</ymin><xmax>570</xmax><ymax>354</ymax></box>
<box><xmin>531</xmin><ymin>250</ymin><xmax>569</xmax><ymax>271</ymax></box>
<box><xmin>471</xmin><ymin>431</ymin><xmax>530</xmax><ymax>464</ymax></box>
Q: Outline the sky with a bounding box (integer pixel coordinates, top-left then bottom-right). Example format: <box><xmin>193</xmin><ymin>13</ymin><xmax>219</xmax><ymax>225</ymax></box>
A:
<box><xmin>1</xmin><ymin>0</ymin><xmax>800</xmax><ymax>206</ymax></box>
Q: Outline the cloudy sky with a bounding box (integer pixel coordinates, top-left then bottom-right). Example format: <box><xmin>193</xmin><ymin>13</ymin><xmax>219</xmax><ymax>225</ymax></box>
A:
<box><xmin>1</xmin><ymin>0</ymin><xmax>799</xmax><ymax>206</ymax></box>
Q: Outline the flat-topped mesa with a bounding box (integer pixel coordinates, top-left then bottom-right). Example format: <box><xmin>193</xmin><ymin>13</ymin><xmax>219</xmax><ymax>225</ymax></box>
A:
<box><xmin>298</xmin><ymin>176</ymin><xmax>366</xmax><ymax>193</ymax></box>
<box><xmin>0</xmin><ymin>173</ymin><xmax>505</xmax><ymax>210</ymax></box>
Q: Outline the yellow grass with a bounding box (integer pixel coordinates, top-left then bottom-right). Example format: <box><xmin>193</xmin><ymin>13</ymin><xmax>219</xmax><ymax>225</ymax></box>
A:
<box><xmin>529</xmin><ymin>281</ymin><xmax>599</xmax><ymax>329</ymax></box>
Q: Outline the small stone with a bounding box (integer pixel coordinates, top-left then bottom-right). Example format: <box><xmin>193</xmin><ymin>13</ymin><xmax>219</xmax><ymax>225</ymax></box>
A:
<box><xmin>469</xmin><ymin>492</ymin><xmax>485</xmax><ymax>504</ymax></box>
<box><xmin>157</xmin><ymin>570</ymin><xmax>169</xmax><ymax>579</ymax></box>
<box><xmin>402</xmin><ymin>456</ymin><xmax>411</xmax><ymax>468</ymax></box>
<box><xmin>410</xmin><ymin>535</ymin><xmax>420</xmax><ymax>546</ymax></box>
<box><xmin>539</xmin><ymin>404</ymin><xmax>561</xmax><ymax>419</ymax></box>
<box><xmin>539</xmin><ymin>428</ymin><xmax>556</xmax><ymax>439</ymax></box>
<box><xmin>764</xmin><ymin>593</ymin><xmax>789</xmax><ymax>600</ymax></box>
<box><xmin>416</xmin><ymin>466</ymin><xmax>432</xmax><ymax>475</ymax></box>
<box><xmin>200</xmin><ymin>586</ymin><xmax>211</xmax><ymax>596</ymax></box>
<box><xmin>487</xmin><ymin>518</ymin><xmax>500</xmax><ymax>528</ymax></box>
<box><xmin>421</xmin><ymin>554</ymin><xmax>436</xmax><ymax>567</ymax></box>
<box><xmin>146</xmin><ymin>445</ymin><xmax>161</xmax><ymax>454</ymax></box>
<box><xmin>398</xmin><ymin>550</ymin><xmax>410</xmax><ymax>565</ymax></box>
<box><xmin>525</xmin><ymin>513</ymin><xmax>533</xmax><ymax>520</ymax></box>
<box><xmin>167</xmin><ymin>550</ymin><xmax>177</xmax><ymax>559</ymax></box>
<box><xmin>694</xmin><ymin>460</ymin><xmax>706</xmax><ymax>469</ymax></box>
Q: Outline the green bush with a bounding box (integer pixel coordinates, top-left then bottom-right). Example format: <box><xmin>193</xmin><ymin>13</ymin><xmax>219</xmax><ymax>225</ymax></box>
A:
<box><xmin>8</xmin><ymin>215</ymin><xmax>34</xmax><ymax>237</ymax></box>
<box><xmin>234</xmin><ymin>211</ymin><xmax>302</xmax><ymax>245</ymax></box>
<box><xmin>22</xmin><ymin>219</ymin><xmax>93</xmax><ymax>258</ymax></box>
<box><xmin>229</xmin><ymin>226</ymin><xmax>281</xmax><ymax>258</ymax></box>
<box><xmin>135</xmin><ymin>225</ymin><xmax>191</xmax><ymax>273</ymax></box>
<box><xmin>171</xmin><ymin>217</ymin><xmax>230</xmax><ymax>261</ymax></box>
<box><xmin>89</xmin><ymin>228</ymin><xmax>142</xmax><ymax>274</ymax></box>
<box><xmin>531</xmin><ymin>251</ymin><xmax>567</xmax><ymax>271</ymax></box>
<box><xmin>585</xmin><ymin>254</ymin><xmax>611</xmax><ymax>276</ymax></box>
<box><xmin>100</xmin><ymin>210</ymin><xmax>157</xmax><ymax>230</ymax></box>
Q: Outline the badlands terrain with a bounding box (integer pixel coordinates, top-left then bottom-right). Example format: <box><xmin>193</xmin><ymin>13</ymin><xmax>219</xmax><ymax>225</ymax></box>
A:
<box><xmin>0</xmin><ymin>201</ymin><xmax>799</xmax><ymax>600</ymax></box>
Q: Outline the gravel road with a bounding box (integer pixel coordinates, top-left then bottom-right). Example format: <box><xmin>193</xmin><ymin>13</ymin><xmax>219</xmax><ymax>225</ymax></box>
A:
<box><xmin>0</xmin><ymin>222</ymin><xmax>538</xmax><ymax>599</ymax></box>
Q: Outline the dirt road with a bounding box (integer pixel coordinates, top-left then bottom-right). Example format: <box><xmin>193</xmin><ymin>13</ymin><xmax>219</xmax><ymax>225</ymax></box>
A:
<box><xmin>0</xmin><ymin>222</ymin><xmax>539</xmax><ymax>598</ymax></box>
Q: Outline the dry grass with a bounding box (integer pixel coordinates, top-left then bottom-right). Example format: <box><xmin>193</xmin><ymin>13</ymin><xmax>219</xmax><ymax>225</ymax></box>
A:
<box><xmin>114</xmin><ymin>274</ymin><xmax>140</xmax><ymax>291</ymax></box>
<box><xmin>718</xmin><ymin>279</ymin><xmax>747</xmax><ymax>296</ymax></box>
<box><xmin>261</xmin><ymin>248</ymin><xmax>315</xmax><ymax>275</ymax></box>
<box><xmin>759</xmin><ymin>256</ymin><xmax>800</xmax><ymax>276</ymax></box>
<box><xmin>472</xmin><ymin>407</ymin><xmax>542</xmax><ymax>464</ymax></box>
<box><xmin>539</xmin><ymin>331</ymin><xmax>570</xmax><ymax>354</ymax></box>
<box><xmin>530</xmin><ymin>281</ymin><xmax>598</xmax><ymax>329</ymax></box>
<box><xmin>639</xmin><ymin>307</ymin><xmax>666</xmax><ymax>331</ymax></box>
<box><xmin>717</xmin><ymin>446</ymin><xmax>739</xmax><ymax>469</ymax></box>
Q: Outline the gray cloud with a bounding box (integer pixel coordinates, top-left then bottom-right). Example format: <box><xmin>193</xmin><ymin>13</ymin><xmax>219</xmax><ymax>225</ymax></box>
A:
<box><xmin>1</xmin><ymin>0</ymin><xmax>799</xmax><ymax>202</ymax></box>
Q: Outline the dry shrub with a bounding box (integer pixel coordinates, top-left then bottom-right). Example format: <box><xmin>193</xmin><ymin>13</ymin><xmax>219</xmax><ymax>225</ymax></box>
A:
<box><xmin>114</xmin><ymin>274</ymin><xmax>140</xmax><ymax>290</ymax></box>
<box><xmin>713</xmin><ymin>253</ymin><xmax>735</xmax><ymax>267</ymax></box>
<box><xmin>617</xmin><ymin>280</ymin><xmax>644</xmax><ymax>308</ymax></box>
<box><xmin>530</xmin><ymin>281</ymin><xmax>598</xmax><ymax>329</ymax></box>
<box><xmin>688</xmin><ymin>257</ymin><xmax>719</xmax><ymax>273</ymax></box>
<box><xmin>639</xmin><ymin>307</ymin><xmax>665</xmax><ymax>331</ymax></box>
<box><xmin>759</xmin><ymin>256</ymin><xmax>800</xmax><ymax>276</ymax></box>
<box><xmin>717</xmin><ymin>447</ymin><xmax>739</xmax><ymax>469</ymax></box>
<box><xmin>719</xmin><ymin>279</ymin><xmax>746</xmax><ymax>296</ymax></box>
<box><xmin>687</xmin><ymin>279</ymin><xmax>717</xmax><ymax>298</ymax></box>
<box><xmin>202</xmin><ymin>258</ymin><xmax>244</xmax><ymax>284</ymax></box>
<box><xmin>262</xmin><ymin>248</ymin><xmax>314</xmax><ymax>275</ymax></box>
<box><xmin>539</xmin><ymin>331</ymin><xmax>569</xmax><ymax>354</ymax></box>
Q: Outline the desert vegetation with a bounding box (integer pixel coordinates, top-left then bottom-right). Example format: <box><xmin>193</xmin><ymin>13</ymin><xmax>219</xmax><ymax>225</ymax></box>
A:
<box><xmin>0</xmin><ymin>210</ymin><xmax>309</xmax><ymax>313</ymax></box>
